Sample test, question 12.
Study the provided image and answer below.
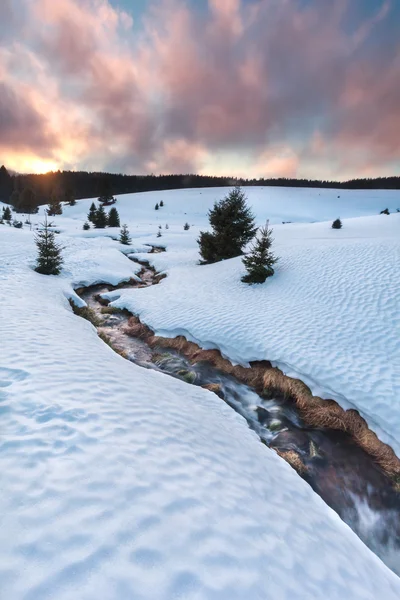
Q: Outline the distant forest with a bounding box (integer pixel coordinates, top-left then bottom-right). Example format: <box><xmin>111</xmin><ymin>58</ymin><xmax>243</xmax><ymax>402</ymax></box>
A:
<box><xmin>0</xmin><ymin>165</ymin><xmax>399</xmax><ymax>211</ymax></box>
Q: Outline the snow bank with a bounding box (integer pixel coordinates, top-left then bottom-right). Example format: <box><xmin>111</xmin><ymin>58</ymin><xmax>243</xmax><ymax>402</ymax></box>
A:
<box><xmin>1</xmin><ymin>215</ymin><xmax>400</xmax><ymax>597</ymax></box>
<box><xmin>112</xmin><ymin>213</ymin><xmax>400</xmax><ymax>456</ymax></box>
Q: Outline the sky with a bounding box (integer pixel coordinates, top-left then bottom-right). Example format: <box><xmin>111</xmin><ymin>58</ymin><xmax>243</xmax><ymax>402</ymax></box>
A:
<box><xmin>0</xmin><ymin>0</ymin><xmax>399</xmax><ymax>180</ymax></box>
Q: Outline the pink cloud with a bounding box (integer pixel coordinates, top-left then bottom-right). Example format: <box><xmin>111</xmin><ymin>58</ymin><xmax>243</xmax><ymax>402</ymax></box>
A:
<box><xmin>1</xmin><ymin>0</ymin><xmax>399</xmax><ymax>177</ymax></box>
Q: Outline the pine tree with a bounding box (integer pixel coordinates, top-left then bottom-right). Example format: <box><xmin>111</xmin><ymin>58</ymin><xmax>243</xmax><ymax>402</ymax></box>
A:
<box><xmin>35</xmin><ymin>217</ymin><xmax>63</xmax><ymax>275</ymax></box>
<box><xmin>88</xmin><ymin>202</ymin><xmax>97</xmax><ymax>223</ymax></box>
<box><xmin>94</xmin><ymin>204</ymin><xmax>108</xmax><ymax>228</ymax></box>
<box><xmin>119</xmin><ymin>224</ymin><xmax>131</xmax><ymax>245</ymax></box>
<box><xmin>332</xmin><ymin>218</ymin><xmax>342</xmax><ymax>229</ymax></box>
<box><xmin>198</xmin><ymin>187</ymin><xmax>256</xmax><ymax>263</ymax></box>
<box><xmin>3</xmin><ymin>205</ymin><xmax>12</xmax><ymax>221</ymax></box>
<box><xmin>17</xmin><ymin>188</ymin><xmax>37</xmax><ymax>213</ymax></box>
<box><xmin>98</xmin><ymin>178</ymin><xmax>115</xmax><ymax>205</ymax></box>
<box><xmin>48</xmin><ymin>191</ymin><xmax>63</xmax><ymax>216</ymax></box>
<box><xmin>155</xmin><ymin>203</ymin><xmax>159</xmax><ymax>210</ymax></box>
<box><xmin>160</xmin><ymin>200</ymin><xmax>164</xmax><ymax>207</ymax></box>
<box><xmin>83</xmin><ymin>221</ymin><xmax>90</xmax><ymax>230</ymax></box>
<box><xmin>107</xmin><ymin>207</ymin><xmax>120</xmax><ymax>227</ymax></box>
<box><xmin>241</xmin><ymin>222</ymin><xmax>278</xmax><ymax>284</ymax></box>
<box><xmin>65</xmin><ymin>187</ymin><xmax>76</xmax><ymax>206</ymax></box>
<box><xmin>184</xmin><ymin>222</ymin><xmax>190</xmax><ymax>230</ymax></box>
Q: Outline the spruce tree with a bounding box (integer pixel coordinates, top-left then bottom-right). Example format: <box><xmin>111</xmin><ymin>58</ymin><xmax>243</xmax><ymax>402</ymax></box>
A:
<box><xmin>94</xmin><ymin>204</ymin><xmax>108</xmax><ymax>228</ymax></box>
<box><xmin>18</xmin><ymin>188</ymin><xmax>37</xmax><ymax>213</ymax></box>
<box><xmin>65</xmin><ymin>187</ymin><xmax>76</xmax><ymax>206</ymax></box>
<box><xmin>184</xmin><ymin>222</ymin><xmax>190</xmax><ymax>230</ymax></box>
<box><xmin>155</xmin><ymin>203</ymin><xmax>159</xmax><ymax>210</ymax></box>
<box><xmin>3</xmin><ymin>206</ymin><xmax>12</xmax><ymax>221</ymax></box>
<box><xmin>108</xmin><ymin>207</ymin><xmax>120</xmax><ymax>227</ymax></box>
<box><xmin>88</xmin><ymin>202</ymin><xmax>97</xmax><ymax>223</ymax></box>
<box><xmin>83</xmin><ymin>221</ymin><xmax>90</xmax><ymax>230</ymax></box>
<box><xmin>332</xmin><ymin>218</ymin><xmax>342</xmax><ymax>229</ymax></box>
<box><xmin>98</xmin><ymin>178</ymin><xmax>115</xmax><ymax>205</ymax></box>
<box><xmin>35</xmin><ymin>217</ymin><xmax>63</xmax><ymax>275</ymax></box>
<box><xmin>241</xmin><ymin>222</ymin><xmax>278</xmax><ymax>284</ymax></box>
<box><xmin>119</xmin><ymin>224</ymin><xmax>131</xmax><ymax>245</ymax></box>
<box><xmin>48</xmin><ymin>191</ymin><xmax>63</xmax><ymax>216</ymax></box>
<box><xmin>198</xmin><ymin>187</ymin><xmax>256</xmax><ymax>263</ymax></box>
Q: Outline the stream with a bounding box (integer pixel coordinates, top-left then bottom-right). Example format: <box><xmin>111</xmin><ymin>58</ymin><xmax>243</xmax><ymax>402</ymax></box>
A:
<box><xmin>76</xmin><ymin>251</ymin><xmax>400</xmax><ymax>576</ymax></box>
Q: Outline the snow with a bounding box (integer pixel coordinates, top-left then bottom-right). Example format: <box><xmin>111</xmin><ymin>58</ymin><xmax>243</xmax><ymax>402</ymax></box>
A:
<box><xmin>1</xmin><ymin>186</ymin><xmax>400</xmax><ymax>598</ymax></box>
<box><xmin>57</xmin><ymin>187</ymin><xmax>400</xmax><ymax>457</ymax></box>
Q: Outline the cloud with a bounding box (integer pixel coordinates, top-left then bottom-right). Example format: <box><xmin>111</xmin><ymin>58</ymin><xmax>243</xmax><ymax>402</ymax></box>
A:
<box><xmin>1</xmin><ymin>0</ymin><xmax>399</xmax><ymax>177</ymax></box>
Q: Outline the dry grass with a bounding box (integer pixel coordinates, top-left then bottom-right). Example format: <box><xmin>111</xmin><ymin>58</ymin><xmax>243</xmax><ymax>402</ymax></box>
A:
<box><xmin>275</xmin><ymin>449</ymin><xmax>308</xmax><ymax>474</ymax></box>
<box><xmin>98</xmin><ymin>331</ymin><xmax>127</xmax><ymax>359</ymax></box>
<box><xmin>143</xmin><ymin>331</ymin><xmax>400</xmax><ymax>478</ymax></box>
<box><xmin>201</xmin><ymin>383</ymin><xmax>224</xmax><ymax>398</ymax></box>
<box><xmin>69</xmin><ymin>299</ymin><xmax>102</xmax><ymax>327</ymax></box>
<box><xmin>71</xmin><ymin>282</ymin><xmax>400</xmax><ymax>480</ymax></box>
<box><xmin>100</xmin><ymin>306</ymin><xmax>127</xmax><ymax>315</ymax></box>
<box><xmin>124</xmin><ymin>317</ymin><xmax>152</xmax><ymax>340</ymax></box>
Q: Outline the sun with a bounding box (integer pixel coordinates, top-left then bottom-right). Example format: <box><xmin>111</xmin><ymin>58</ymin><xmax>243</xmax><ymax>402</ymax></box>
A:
<box><xmin>24</xmin><ymin>158</ymin><xmax>60</xmax><ymax>174</ymax></box>
<box><xmin>7</xmin><ymin>154</ymin><xmax>61</xmax><ymax>175</ymax></box>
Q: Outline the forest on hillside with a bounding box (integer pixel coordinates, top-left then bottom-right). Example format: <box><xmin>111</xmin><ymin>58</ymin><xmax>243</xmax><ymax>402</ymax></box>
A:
<box><xmin>0</xmin><ymin>165</ymin><xmax>399</xmax><ymax>211</ymax></box>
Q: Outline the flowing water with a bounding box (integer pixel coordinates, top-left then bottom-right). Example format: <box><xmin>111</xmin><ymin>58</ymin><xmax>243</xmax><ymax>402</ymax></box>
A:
<box><xmin>77</xmin><ymin>256</ymin><xmax>400</xmax><ymax>575</ymax></box>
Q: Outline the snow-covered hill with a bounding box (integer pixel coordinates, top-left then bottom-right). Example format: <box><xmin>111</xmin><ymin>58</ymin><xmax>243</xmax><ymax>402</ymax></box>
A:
<box><xmin>53</xmin><ymin>186</ymin><xmax>400</xmax><ymax>455</ymax></box>
<box><xmin>1</xmin><ymin>185</ymin><xmax>399</xmax><ymax>598</ymax></box>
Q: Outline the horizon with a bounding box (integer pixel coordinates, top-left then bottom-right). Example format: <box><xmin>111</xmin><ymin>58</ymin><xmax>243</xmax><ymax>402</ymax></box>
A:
<box><xmin>1</xmin><ymin>0</ymin><xmax>400</xmax><ymax>179</ymax></box>
<box><xmin>2</xmin><ymin>165</ymin><xmax>400</xmax><ymax>185</ymax></box>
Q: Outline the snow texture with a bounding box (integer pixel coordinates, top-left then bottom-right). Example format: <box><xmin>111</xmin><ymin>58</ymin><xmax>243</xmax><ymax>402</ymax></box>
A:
<box><xmin>1</xmin><ymin>187</ymin><xmax>400</xmax><ymax>598</ymax></box>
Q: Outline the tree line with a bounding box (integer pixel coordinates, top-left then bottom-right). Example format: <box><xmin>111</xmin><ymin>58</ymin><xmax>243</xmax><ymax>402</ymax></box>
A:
<box><xmin>1</xmin><ymin>165</ymin><xmax>400</xmax><ymax>211</ymax></box>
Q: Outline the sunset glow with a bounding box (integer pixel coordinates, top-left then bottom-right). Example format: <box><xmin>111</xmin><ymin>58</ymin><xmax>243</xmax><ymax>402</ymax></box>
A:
<box><xmin>1</xmin><ymin>0</ymin><xmax>399</xmax><ymax>178</ymax></box>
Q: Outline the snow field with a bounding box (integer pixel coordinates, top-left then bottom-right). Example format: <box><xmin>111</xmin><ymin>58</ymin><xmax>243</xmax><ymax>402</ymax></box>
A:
<box><xmin>1</xmin><ymin>187</ymin><xmax>400</xmax><ymax>598</ymax></box>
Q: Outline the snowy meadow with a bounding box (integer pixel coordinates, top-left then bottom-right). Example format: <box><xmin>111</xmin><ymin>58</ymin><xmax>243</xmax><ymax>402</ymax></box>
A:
<box><xmin>1</xmin><ymin>186</ymin><xmax>400</xmax><ymax>599</ymax></box>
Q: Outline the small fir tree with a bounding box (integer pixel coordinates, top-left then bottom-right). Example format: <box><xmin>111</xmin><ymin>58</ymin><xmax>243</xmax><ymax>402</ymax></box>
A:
<box><xmin>3</xmin><ymin>205</ymin><xmax>12</xmax><ymax>221</ymax></box>
<box><xmin>17</xmin><ymin>188</ymin><xmax>37</xmax><ymax>213</ymax></box>
<box><xmin>241</xmin><ymin>222</ymin><xmax>278</xmax><ymax>284</ymax></box>
<box><xmin>108</xmin><ymin>207</ymin><xmax>120</xmax><ymax>227</ymax></box>
<box><xmin>198</xmin><ymin>187</ymin><xmax>256</xmax><ymax>263</ymax></box>
<box><xmin>83</xmin><ymin>221</ymin><xmax>90</xmax><ymax>230</ymax></box>
<box><xmin>160</xmin><ymin>200</ymin><xmax>164</xmax><ymax>207</ymax></box>
<box><xmin>332</xmin><ymin>218</ymin><xmax>342</xmax><ymax>229</ymax></box>
<box><xmin>48</xmin><ymin>191</ymin><xmax>63</xmax><ymax>216</ymax></box>
<box><xmin>65</xmin><ymin>188</ymin><xmax>76</xmax><ymax>206</ymax></box>
<box><xmin>184</xmin><ymin>222</ymin><xmax>190</xmax><ymax>230</ymax></box>
<box><xmin>157</xmin><ymin>230</ymin><xmax>162</xmax><ymax>238</ymax></box>
<box><xmin>155</xmin><ymin>203</ymin><xmax>159</xmax><ymax>210</ymax></box>
<box><xmin>165</xmin><ymin>223</ymin><xmax>169</xmax><ymax>229</ymax></box>
<box><xmin>88</xmin><ymin>202</ymin><xmax>97</xmax><ymax>223</ymax></box>
<box><xmin>94</xmin><ymin>204</ymin><xmax>108</xmax><ymax>228</ymax></box>
<box><xmin>119</xmin><ymin>224</ymin><xmax>131</xmax><ymax>245</ymax></box>
<box><xmin>35</xmin><ymin>217</ymin><xmax>63</xmax><ymax>275</ymax></box>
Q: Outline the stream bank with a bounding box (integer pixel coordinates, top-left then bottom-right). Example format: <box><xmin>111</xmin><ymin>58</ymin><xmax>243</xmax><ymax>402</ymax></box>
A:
<box><xmin>71</xmin><ymin>249</ymin><xmax>400</xmax><ymax>575</ymax></box>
